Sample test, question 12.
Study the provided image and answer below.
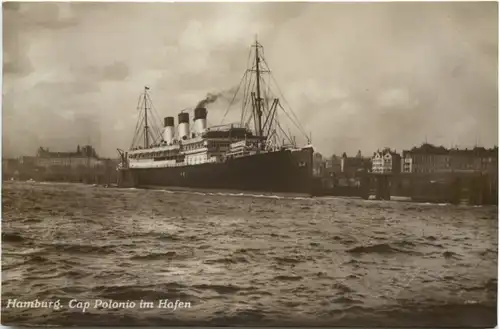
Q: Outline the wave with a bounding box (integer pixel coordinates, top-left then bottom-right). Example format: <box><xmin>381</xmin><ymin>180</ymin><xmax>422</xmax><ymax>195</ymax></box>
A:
<box><xmin>2</xmin><ymin>232</ymin><xmax>25</xmax><ymax>243</ymax></box>
<box><xmin>192</xmin><ymin>283</ymin><xmax>254</xmax><ymax>294</ymax></box>
<box><xmin>273</xmin><ymin>275</ymin><xmax>303</xmax><ymax>281</ymax></box>
<box><xmin>347</xmin><ymin>242</ymin><xmax>413</xmax><ymax>255</ymax></box>
<box><xmin>48</xmin><ymin>243</ymin><xmax>115</xmax><ymax>255</ymax></box>
<box><xmin>273</xmin><ymin>256</ymin><xmax>306</xmax><ymax>264</ymax></box>
<box><xmin>130</xmin><ymin>251</ymin><xmax>181</xmax><ymax>261</ymax></box>
<box><xmin>2</xmin><ymin>181</ymin><xmax>497</xmax><ymax>327</ymax></box>
<box><xmin>442</xmin><ymin>250</ymin><xmax>462</xmax><ymax>259</ymax></box>
<box><xmin>127</xmin><ymin>185</ymin><xmax>316</xmax><ymax>201</ymax></box>
<box><xmin>203</xmin><ymin>255</ymin><xmax>250</xmax><ymax>265</ymax></box>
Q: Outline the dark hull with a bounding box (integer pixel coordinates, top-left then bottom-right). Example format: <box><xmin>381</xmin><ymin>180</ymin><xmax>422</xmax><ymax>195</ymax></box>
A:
<box><xmin>126</xmin><ymin>148</ymin><xmax>314</xmax><ymax>195</ymax></box>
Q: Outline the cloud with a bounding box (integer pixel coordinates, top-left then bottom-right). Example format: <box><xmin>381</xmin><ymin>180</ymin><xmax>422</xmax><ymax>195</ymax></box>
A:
<box><xmin>2</xmin><ymin>2</ymin><xmax>497</xmax><ymax>158</ymax></box>
<box><xmin>75</xmin><ymin>62</ymin><xmax>130</xmax><ymax>82</ymax></box>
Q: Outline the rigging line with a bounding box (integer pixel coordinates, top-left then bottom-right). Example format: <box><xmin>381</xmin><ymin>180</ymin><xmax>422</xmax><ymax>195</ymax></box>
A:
<box><xmin>242</xmin><ymin>71</ymin><xmax>255</xmax><ymax>121</ymax></box>
<box><xmin>242</xmin><ymin>85</ymin><xmax>253</xmax><ymax>126</ymax></box>
<box><xmin>149</xmin><ymin>112</ymin><xmax>163</xmax><ymax>142</ymax></box>
<box><xmin>145</xmin><ymin>93</ymin><xmax>162</xmax><ymax>127</ymax></box>
<box><xmin>133</xmin><ymin>119</ymin><xmax>145</xmax><ymax>146</ymax></box>
<box><xmin>131</xmin><ymin>93</ymin><xmax>145</xmax><ymax>139</ymax></box>
<box><xmin>260</xmin><ymin>45</ymin><xmax>266</xmax><ymax>60</ymax></box>
<box><xmin>258</xmin><ymin>79</ymin><xmax>276</xmax><ymax>118</ymax></box>
<box><xmin>153</xmin><ymin>125</ymin><xmax>163</xmax><ymax>141</ymax></box>
<box><xmin>137</xmin><ymin>93</ymin><xmax>151</xmax><ymax>146</ymax></box>
<box><xmin>137</xmin><ymin>96</ymin><xmax>149</xmax><ymax>142</ymax></box>
<box><xmin>258</xmin><ymin>78</ymin><xmax>268</xmax><ymax>118</ymax></box>
<box><xmin>263</xmin><ymin>99</ymin><xmax>278</xmax><ymax>136</ymax></box>
<box><xmin>131</xmin><ymin>115</ymin><xmax>142</xmax><ymax>147</ymax></box>
<box><xmin>271</xmin><ymin>89</ymin><xmax>307</xmax><ymax>138</ymax></box>
<box><xmin>268</xmin><ymin>131</ymin><xmax>279</xmax><ymax>148</ymax></box>
<box><xmin>133</xmin><ymin>118</ymin><xmax>143</xmax><ymax>141</ymax></box>
<box><xmin>276</xmin><ymin>119</ymin><xmax>293</xmax><ymax>145</ymax></box>
<box><xmin>243</xmin><ymin>71</ymin><xmax>255</xmax><ymax>105</ymax></box>
<box><xmin>265</xmin><ymin>76</ymin><xmax>272</xmax><ymax>111</ymax></box>
<box><xmin>131</xmin><ymin>107</ymin><xmax>145</xmax><ymax>149</ymax></box>
<box><xmin>242</xmin><ymin>67</ymin><xmax>256</xmax><ymax>117</ymax></box>
<box><xmin>244</xmin><ymin>99</ymin><xmax>258</xmax><ymax>131</ymax></box>
<box><xmin>279</xmin><ymin>103</ymin><xmax>307</xmax><ymax>139</ymax></box>
<box><xmin>135</xmin><ymin>126</ymin><xmax>144</xmax><ymax>144</ymax></box>
<box><xmin>259</xmin><ymin>78</ymin><xmax>275</xmax><ymax>115</ymax></box>
<box><xmin>270</xmin><ymin>81</ymin><xmax>302</xmax><ymax>131</ymax></box>
<box><xmin>276</xmin><ymin>101</ymin><xmax>300</xmax><ymax>132</ymax></box>
<box><xmin>278</xmin><ymin>102</ymin><xmax>308</xmax><ymax>139</ymax></box>
<box><xmin>243</xmin><ymin>78</ymin><xmax>257</xmax><ymax>129</ymax></box>
<box><xmin>261</xmin><ymin>57</ymin><xmax>305</xmax><ymax>133</ymax></box>
<box><xmin>246</xmin><ymin>45</ymin><xmax>253</xmax><ymax>73</ymax></box>
<box><xmin>147</xmin><ymin>110</ymin><xmax>164</xmax><ymax>144</ymax></box>
<box><xmin>221</xmin><ymin>70</ymin><xmax>248</xmax><ymax>125</ymax></box>
<box><xmin>134</xmin><ymin>109</ymin><xmax>144</xmax><ymax>134</ymax></box>
<box><xmin>149</xmin><ymin>121</ymin><xmax>162</xmax><ymax>139</ymax></box>
<box><xmin>131</xmin><ymin>115</ymin><xmax>146</xmax><ymax>149</ymax></box>
<box><xmin>245</xmin><ymin>112</ymin><xmax>253</xmax><ymax>129</ymax></box>
<box><xmin>241</xmin><ymin>73</ymin><xmax>251</xmax><ymax>124</ymax></box>
<box><xmin>145</xmin><ymin>94</ymin><xmax>159</xmax><ymax>126</ymax></box>
<box><xmin>135</xmin><ymin>106</ymin><xmax>147</xmax><ymax>138</ymax></box>
<box><xmin>151</xmin><ymin>134</ymin><xmax>161</xmax><ymax>145</ymax></box>
<box><xmin>243</xmin><ymin>81</ymin><xmax>255</xmax><ymax>124</ymax></box>
<box><xmin>276</xmin><ymin>88</ymin><xmax>306</xmax><ymax>137</ymax></box>
<box><xmin>135</xmin><ymin>92</ymin><xmax>144</xmax><ymax>111</ymax></box>
<box><xmin>250</xmin><ymin>92</ymin><xmax>257</xmax><ymax>133</ymax></box>
<box><xmin>145</xmin><ymin>93</ymin><xmax>163</xmax><ymax>139</ymax></box>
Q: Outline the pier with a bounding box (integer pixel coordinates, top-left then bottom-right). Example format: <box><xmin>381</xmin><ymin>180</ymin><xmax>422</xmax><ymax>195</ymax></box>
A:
<box><xmin>363</xmin><ymin>172</ymin><xmax>498</xmax><ymax>205</ymax></box>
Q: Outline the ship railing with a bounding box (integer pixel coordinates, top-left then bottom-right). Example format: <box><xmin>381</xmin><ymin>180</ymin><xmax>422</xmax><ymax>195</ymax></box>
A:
<box><xmin>206</xmin><ymin>123</ymin><xmax>243</xmax><ymax>131</ymax></box>
<box><xmin>129</xmin><ymin>143</ymin><xmax>181</xmax><ymax>154</ymax></box>
<box><xmin>230</xmin><ymin>140</ymin><xmax>247</xmax><ymax>148</ymax></box>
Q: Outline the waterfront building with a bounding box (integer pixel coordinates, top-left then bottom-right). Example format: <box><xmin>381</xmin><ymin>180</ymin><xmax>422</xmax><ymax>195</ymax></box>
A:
<box><xmin>402</xmin><ymin>143</ymin><xmax>449</xmax><ymax>174</ymax></box>
<box><xmin>34</xmin><ymin>145</ymin><xmax>103</xmax><ymax>169</ymax></box>
<box><xmin>372</xmin><ymin>148</ymin><xmax>401</xmax><ymax>174</ymax></box>
<box><xmin>325</xmin><ymin>155</ymin><xmax>342</xmax><ymax>175</ymax></box>
<box><xmin>401</xmin><ymin>143</ymin><xmax>498</xmax><ymax>175</ymax></box>
<box><xmin>341</xmin><ymin>151</ymin><xmax>371</xmax><ymax>177</ymax></box>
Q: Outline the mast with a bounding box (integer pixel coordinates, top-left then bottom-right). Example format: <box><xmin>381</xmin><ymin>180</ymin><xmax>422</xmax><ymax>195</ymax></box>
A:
<box><xmin>253</xmin><ymin>38</ymin><xmax>263</xmax><ymax>138</ymax></box>
<box><xmin>225</xmin><ymin>38</ymin><xmax>310</xmax><ymax>148</ymax></box>
<box><xmin>144</xmin><ymin>86</ymin><xmax>150</xmax><ymax>148</ymax></box>
<box><xmin>129</xmin><ymin>86</ymin><xmax>163</xmax><ymax>151</ymax></box>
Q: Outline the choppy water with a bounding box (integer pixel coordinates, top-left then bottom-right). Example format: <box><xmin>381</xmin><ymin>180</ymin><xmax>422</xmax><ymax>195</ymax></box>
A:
<box><xmin>2</xmin><ymin>181</ymin><xmax>498</xmax><ymax>326</ymax></box>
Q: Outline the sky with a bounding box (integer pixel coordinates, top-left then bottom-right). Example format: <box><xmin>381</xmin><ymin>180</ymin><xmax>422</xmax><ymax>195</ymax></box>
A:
<box><xmin>3</xmin><ymin>2</ymin><xmax>498</xmax><ymax>158</ymax></box>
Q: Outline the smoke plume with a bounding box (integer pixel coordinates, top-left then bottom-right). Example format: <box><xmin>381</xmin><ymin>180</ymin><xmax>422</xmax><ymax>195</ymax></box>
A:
<box><xmin>196</xmin><ymin>92</ymin><xmax>221</xmax><ymax>108</ymax></box>
<box><xmin>195</xmin><ymin>86</ymin><xmax>239</xmax><ymax>109</ymax></box>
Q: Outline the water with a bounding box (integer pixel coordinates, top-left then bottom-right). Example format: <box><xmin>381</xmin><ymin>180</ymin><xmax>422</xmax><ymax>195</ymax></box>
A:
<box><xmin>2</xmin><ymin>181</ymin><xmax>497</xmax><ymax>326</ymax></box>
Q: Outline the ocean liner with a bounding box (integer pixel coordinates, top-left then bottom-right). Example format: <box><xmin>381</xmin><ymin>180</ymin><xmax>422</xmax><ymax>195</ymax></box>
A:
<box><xmin>117</xmin><ymin>39</ymin><xmax>314</xmax><ymax>194</ymax></box>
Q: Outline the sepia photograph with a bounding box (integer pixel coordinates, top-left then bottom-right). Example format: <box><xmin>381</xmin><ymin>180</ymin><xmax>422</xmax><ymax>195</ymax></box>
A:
<box><xmin>2</xmin><ymin>1</ymin><xmax>498</xmax><ymax>327</ymax></box>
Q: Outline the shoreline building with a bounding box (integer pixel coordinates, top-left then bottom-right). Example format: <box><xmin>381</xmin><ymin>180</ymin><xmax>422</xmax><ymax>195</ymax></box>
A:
<box><xmin>35</xmin><ymin>145</ymin><xmax>102</xmax><ymax>169</ymax></box>
<box><xmin>9</xmin><ymin>145</ymin><xmax>118</xmax><ymax>184</ymax></box>
<box><xmin>340</xmin><ymin>151</ymin><xmax>372</xmax><ymax>177</ymax></box>
<box><xmin>401</xmin><ymin>143</ymin><xmax>498</xmax><ymax>175</ymax></box>
<box><xmin>371</xmin><ymin>148</ymin><xmax>401</xmax><ymax>174</ymax></box>
<box><xmin>402</xmin><ymin>144</ymin><xmax>449</xmax><ymax>174</ymax></box>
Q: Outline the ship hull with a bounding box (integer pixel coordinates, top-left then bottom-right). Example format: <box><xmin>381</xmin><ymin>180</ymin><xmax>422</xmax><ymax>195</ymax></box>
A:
<box><xmin>127</xmin><ymin>148</ymin><xmax>314</xmax><ymax>195</ymax></box>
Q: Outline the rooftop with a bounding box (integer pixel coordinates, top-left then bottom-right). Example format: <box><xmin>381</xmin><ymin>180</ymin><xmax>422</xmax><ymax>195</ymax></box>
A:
<box><xmin>404</xmin><ymin>143</ymin><xmax>498</xmax><ymax>157</ymax></box>
<box><xmin>36</xmin><ymin>145</ymin><xmax>99</xmax><ymax>159</ymax></box>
